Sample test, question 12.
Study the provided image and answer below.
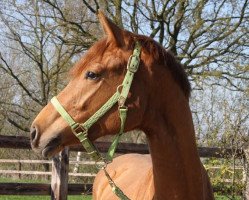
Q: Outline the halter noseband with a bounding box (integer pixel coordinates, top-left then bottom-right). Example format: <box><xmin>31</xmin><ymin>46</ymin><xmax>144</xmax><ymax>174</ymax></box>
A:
<box><xmin>50</xmin><ymin>41</ymin><xmax>141</xmax><ymax>200</ymax></box>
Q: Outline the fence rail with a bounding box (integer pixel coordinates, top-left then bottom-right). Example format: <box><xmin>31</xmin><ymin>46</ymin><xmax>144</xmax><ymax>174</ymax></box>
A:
<box><xmin>0</xmin><ymin>135</ymin><xmax>244</xmax><ymax>158</ymax></box>
<box><xmin>0</xmin><ymin>159</ymin><xmax>99</xmax><ymax>165</ymax></box>
<box><xmin>0</xmin><ymin>158</ymin><xmax>98</xmax><ymax>177</ymax></box>
<box><xmin>0</xmin><ymin>170</ymin><xmax>96</xmax><ymax>177</ymax></box>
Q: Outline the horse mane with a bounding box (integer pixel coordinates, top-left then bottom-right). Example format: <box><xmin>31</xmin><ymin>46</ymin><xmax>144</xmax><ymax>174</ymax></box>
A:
<box><xmin>133</xmin><ymin>35</ymin><xmax>191</xmax><ymax>99</ymax></box>
<box><xmin>70</xmin><ymin>34</ymin><xmax>191</xmax><ymax>99</ymax></box>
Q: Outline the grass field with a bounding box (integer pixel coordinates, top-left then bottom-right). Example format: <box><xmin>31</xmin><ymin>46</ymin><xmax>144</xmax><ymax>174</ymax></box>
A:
<box><xmin>0</xmin><ymin>177</ymin><xmax>92</xmax><ymax>200</ymax></box>
<box><xmin>0</xmin><ymin>177</ymin><xmax>242</xmax><ymax>200</ymax></box>
<box><xmin>0</xmin><ymin>196</ymin><xmax>91</xmax><ymax>200</ymax></box>
<box><xmin>0</xmin><ymin>195</ymin><xmax>242</xmax><ymax>200</ymax></box>
<box><xmin>0</xmin><ymin>177</ymin><xmax>49</xmax><ymax>183</ymax></box>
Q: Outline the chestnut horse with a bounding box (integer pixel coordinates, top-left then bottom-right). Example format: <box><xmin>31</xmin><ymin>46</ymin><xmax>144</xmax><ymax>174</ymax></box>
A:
<box><xmin>30</xmin><ymin>11</ymin><xmax>214</xmax><ymax>200</ymax></box>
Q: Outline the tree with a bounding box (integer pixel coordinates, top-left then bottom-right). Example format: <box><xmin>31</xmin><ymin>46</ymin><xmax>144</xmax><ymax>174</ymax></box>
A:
<box><xmin>0</xmin><ymin>0</ymin><xmax>248</xmax><ymax>144</ymax></box>
<box><xmin>0</xmin><ymin>0</ymin><xmax>92</xmax><ymax>133</ymax></box>
<box><xmin>79</xmin><ymin>0</ymin><xmax>249</xmax><ymax>91</ymax></box>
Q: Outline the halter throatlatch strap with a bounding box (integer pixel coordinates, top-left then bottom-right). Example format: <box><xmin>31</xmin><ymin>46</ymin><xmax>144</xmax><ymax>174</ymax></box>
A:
<box><xmin>51</xmin><ymin>41</ymin><xmax>141</xmax><ymax>200</ymax></box>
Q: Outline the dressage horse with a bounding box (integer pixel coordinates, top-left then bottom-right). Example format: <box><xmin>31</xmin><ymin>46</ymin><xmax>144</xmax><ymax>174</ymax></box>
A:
<box><xmin>30</xmin><ymin>11</ymin><xmax>214</xmax><ymax>200</ymax></box>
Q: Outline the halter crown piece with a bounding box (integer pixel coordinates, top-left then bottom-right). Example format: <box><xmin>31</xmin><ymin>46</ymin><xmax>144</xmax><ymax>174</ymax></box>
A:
<box><xmin>51</xmin><ymin>41</ymin><xmax>142</xmax><ymax>200</ymax></box>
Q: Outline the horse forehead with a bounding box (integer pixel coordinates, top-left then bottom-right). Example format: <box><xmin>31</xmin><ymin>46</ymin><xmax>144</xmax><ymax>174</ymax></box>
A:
<box><xmin>101</xmin><ymin>49</ymin><xmax>126</xmax><ymax>68</ymax></box>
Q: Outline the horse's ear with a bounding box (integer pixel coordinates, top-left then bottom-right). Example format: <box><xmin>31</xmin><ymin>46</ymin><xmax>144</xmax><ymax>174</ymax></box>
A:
<box><xmin>97</xmin><ymin>10</ymin><xmax>125</xmax><ymax>47</ymax></box>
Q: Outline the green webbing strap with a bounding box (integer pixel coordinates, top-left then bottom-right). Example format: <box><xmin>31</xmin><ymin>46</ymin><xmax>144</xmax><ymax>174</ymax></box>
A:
<box><xmin>74</xmin><ymin>132</ymin><xmax>102</xmax><ymax>161</ymax></box>
<box><xmin>82</xmin><ymin>92</ymin><xmax>120</xmax><ymax>130</ymax></box>
<box><xmin>106</xmin><ymin>107</ymin><xmax>128</xmax><ymax>161</ymax></box>
<box><xmin>51</xmin><ymin>97</ymin><xmax>77</xmax><ymax>127</ymax></box>
<box><xmin>51</xmin><ymin>97</ymin><xmax>103</xmax><ymax>161</ymax></box>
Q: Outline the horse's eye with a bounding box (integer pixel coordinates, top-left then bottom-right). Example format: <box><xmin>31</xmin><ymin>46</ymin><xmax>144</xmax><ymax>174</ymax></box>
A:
<box><xmin>85</xmin><ymin>71</ymin><xmax>99</xmax><ymax>80</ymax></box>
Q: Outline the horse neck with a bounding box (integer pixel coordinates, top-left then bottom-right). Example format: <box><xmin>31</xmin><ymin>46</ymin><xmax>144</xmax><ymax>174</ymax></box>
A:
<box><xmin>142</xmin><ymin>71</ymin><xmax>204</xmax><ymax>199</ymax></box>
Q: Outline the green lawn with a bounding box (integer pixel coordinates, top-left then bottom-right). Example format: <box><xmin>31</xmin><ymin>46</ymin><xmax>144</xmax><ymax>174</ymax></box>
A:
<box><xmin>0</xmin><ymin>195</ymin><xmax>242</xmax><ymax>200</ymax></box>
<box><xmin>0</xmin><ymin>196</ymin><xmax>91</xmax><ymax>200</ymax></box>
<box><xmin>0</xmin><ymin>177</ymin><xmax>242</xmax><ymax>200</ymax></box>
<box><xmin>0</xmin><ymin>177</ymin><xmax>49</xmax><ymax>184</ymax></box>
<box><xmin>0</xmin><ymin>177</ymin><xmax>92</xmax><ymax>200</ymax></box>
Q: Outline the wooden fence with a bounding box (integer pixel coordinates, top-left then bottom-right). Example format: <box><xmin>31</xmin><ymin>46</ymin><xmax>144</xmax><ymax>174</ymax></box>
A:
<box><xmin>0</xmin><ymin>159</ymin><xmax>97</xmax><ymax>177</ymax></box>
<box><xmin>0</xmin><ymin>135</ymin><xmax>246</xmax><ymax>199</ymax></box>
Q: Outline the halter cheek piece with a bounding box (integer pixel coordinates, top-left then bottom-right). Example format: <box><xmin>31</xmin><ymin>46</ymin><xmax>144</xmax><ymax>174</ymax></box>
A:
<box><xmin>51</xmin><ymin>41</ymin><xmax>141</xmax><ymax>200</ymax></box>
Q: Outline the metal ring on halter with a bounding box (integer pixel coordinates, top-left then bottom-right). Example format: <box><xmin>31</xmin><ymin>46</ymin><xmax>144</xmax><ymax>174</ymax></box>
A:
<box><xmin>116</xmin><ymin>84</ymin><xmax>123</xmax><ymax>94</ymax></box>
<box><xmin>117</xmin><ymin>85</ymin><xmax>127</xmax><ymax>107</ymax></box>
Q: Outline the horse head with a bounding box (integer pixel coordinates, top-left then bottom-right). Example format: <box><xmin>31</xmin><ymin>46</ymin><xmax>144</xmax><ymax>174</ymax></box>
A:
<box><xmin>30</xmin><ymin>12</ymin><xmax>150</xmax><ymax>158</ymax></box>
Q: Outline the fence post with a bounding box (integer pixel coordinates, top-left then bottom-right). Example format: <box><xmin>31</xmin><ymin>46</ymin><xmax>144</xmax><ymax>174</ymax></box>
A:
<box><xmin>18</xmin><ymin>160</ymin><xmax>21</xmax><ymax>179</ymax></box>
<box><xmin>243</xmin><ymin>144</ymin><xmax>249</xmax><ymax>200</ymax></box>
<box><xmin>73</xmin><ymin>151</ymin><xmax>82</xmax><ymax>173</ymax></box>
<box><xmin>51</xmin><ymin>147</ymin><xmax>69</xmax><ymax>200</ymax></box>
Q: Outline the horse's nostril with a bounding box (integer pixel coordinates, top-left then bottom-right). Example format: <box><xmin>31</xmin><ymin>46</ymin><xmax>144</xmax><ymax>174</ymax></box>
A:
<box><xmin>30</xmin><ymin>126</ymin><xmax>39</xmax><ymax>146</ymax></box>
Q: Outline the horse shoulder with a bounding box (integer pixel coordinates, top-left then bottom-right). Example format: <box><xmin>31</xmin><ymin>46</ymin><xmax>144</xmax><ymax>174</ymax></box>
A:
<box><xmin>93</xmin><ymin>153</ymin><xmax>154</xmax><ymax>200</ymax></box>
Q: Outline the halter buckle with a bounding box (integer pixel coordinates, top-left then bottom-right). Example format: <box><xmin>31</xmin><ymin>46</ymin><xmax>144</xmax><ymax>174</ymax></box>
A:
<box><xmin>127</xmin><ymin>55</ymin><xmax>140</xmax><ymax>73</ymax></box>
<box><xmin>72</xmin><ymin>123</ymin><xmax>87</xmax><ymax>136</ymax></box>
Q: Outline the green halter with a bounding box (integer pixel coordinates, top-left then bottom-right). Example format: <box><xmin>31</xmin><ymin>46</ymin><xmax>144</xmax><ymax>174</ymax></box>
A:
<box><xmin>51</xmin><ymin>41</ymin><xmax>141</xmax><ymax>200</ymax></box>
